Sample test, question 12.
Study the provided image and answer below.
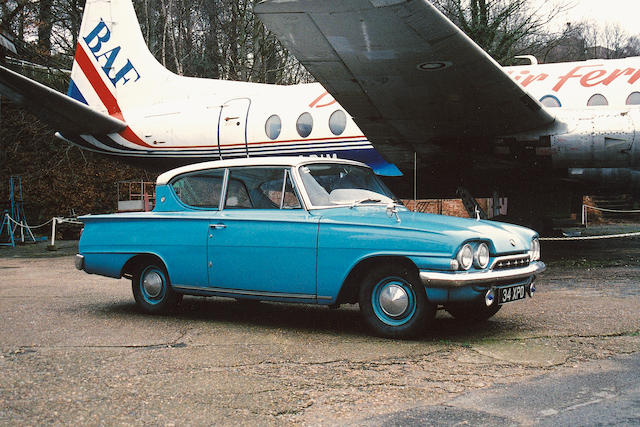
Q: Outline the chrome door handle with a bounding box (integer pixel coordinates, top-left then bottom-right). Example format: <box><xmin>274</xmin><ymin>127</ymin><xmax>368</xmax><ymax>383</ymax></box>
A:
<box><xmin>209</xmin><ymin>223</ymin><xmax>227</xmax><ymax>229</ymax></box>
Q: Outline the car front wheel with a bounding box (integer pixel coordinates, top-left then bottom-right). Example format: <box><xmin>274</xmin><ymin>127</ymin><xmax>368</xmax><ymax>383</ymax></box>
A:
<box><xmin>132</xmin><ymin>262</ymin><xmax>181</xmax><ymax>313</ymax></box>
<box><xmin>358</xmin><ymin>264</ymin><xmax>434</xmax><ymax>339</ymax></box>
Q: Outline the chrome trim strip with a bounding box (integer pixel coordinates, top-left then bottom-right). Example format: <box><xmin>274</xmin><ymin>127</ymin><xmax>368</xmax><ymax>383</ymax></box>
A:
<box><xmin>74</xmin><ymin>254</ymin><xmax>84</xmax><ymax>270</ymax></box>
<box><xmin>419</xmin><ymin>262</ymin><xmax>546</xmax><ymax>288</ymax></box>
<box><xmin>279</xmin><ymin>169</ymin><xmax>288</xmax><ymax>209</ymax></box>
<box><xmin>219</xmin><ymin>168</ymin><xmax>230</xmax><ymax>211</ymax></box>
<box><xmin>173</xmin><ymin>285</ymin><xmax>317</xmax><ymax>300</ymax></box>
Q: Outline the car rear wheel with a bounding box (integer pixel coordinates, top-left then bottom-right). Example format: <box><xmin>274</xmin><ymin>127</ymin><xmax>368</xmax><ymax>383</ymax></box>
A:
<box><xmin>445</xmin><ymin>299</ymin><xmax>501</xmax><ymax>322</ymax></box>
<box><xmin>132</xmin><ymin>262</ymin><xmax>181</xmax><ymax>313</ymax></box>
<box><xmin>358</xmin><ymin>264</ymin><xmax>434</xmax><ymax>339</ymax></box>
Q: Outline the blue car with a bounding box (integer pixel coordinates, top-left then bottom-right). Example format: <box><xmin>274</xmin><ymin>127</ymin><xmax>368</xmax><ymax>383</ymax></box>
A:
<box><xmin>75</xmin><ymin>157</ymin><xmax>545</xmax><ymax>338</ymax></box>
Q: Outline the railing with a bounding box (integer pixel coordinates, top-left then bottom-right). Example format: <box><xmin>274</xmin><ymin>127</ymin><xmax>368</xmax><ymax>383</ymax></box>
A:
<box><xmin>581</xmin><ymin>204</ymin><xmax>640</xmax><ymax>227</ymax></box>
<box><xmin>117</xmin><ymin>181</ymin><xmax>156</xmax><ymax>212</ymax></box>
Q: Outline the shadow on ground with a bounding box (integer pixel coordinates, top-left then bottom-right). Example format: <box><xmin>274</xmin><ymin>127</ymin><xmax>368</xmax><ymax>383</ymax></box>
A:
<box><xmin>81</xmin><ymin>295</ymin><xmax>530</xmax><ymax>341</ymax></box>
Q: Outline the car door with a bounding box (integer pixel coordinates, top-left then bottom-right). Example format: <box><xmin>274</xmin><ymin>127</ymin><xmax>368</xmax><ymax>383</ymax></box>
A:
<box><xmin>164</xmin><ymin>168</ymin><xmax>225</xmax><ymax>287</ymax></box>
<box><xmin>207</xmin><ymin>167</ymin><xmax>319</xmax><ymax>299</ymax></box>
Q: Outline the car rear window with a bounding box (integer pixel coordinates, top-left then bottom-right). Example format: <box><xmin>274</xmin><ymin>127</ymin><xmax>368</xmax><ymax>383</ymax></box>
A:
<box><xmin>170</xmin><ymin>169</ymin><xmax>225</xmax><ymax>208</ymax></box>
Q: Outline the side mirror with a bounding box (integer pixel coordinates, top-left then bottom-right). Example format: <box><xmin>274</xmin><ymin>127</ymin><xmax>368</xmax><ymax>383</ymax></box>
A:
<box><xmin>386</xmin><ymin>203</ymin><xmax>400</xmax><ymax>223</ymax></box>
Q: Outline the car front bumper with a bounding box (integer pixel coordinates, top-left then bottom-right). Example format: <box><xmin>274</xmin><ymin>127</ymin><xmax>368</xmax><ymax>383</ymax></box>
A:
<box><xmin>419</xmin><ymin>261</ymin><xmax>546</xmax><ymax>288</ymax></box>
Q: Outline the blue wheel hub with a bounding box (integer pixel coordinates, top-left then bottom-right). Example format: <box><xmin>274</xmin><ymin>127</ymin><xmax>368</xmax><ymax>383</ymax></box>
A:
<box><xmin>140</xmin><ymin>267</ymin><xmax>166</xmax><ymax>304</ymax></box>
<box><xmin>372</xmin><ymin>277</ymin><xmax>416</xmax><ymax>326</ymax></box>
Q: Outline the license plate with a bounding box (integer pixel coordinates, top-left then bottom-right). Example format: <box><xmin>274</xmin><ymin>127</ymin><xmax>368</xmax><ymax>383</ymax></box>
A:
<box><xmin>498</xmin><ymin>284</ymin><xmax>527</xmax><ymax>304</ymax></box>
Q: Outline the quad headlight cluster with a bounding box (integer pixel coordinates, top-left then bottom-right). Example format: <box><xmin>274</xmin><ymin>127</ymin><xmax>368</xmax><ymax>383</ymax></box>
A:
<box><xmin>529</xmin><ymin>238</ymin><xmax>541</xmax><ymax>261</ymax></box>
<box><xmin>451</xmin><ymin>242</ymin><xmax>490</xmax><ymax>271</ymax></box>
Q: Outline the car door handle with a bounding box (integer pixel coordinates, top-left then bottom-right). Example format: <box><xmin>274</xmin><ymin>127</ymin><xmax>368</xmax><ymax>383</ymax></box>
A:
<box><xmin>209</xmin><ymin>223</ymin><xmax>227</xmax><ymax>229</ymax></box>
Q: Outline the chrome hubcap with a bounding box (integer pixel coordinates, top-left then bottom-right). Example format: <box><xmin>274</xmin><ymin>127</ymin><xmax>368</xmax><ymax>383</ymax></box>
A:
<box><xmin>143</xmin><ymin>271</ymin><xmax>163</xmax><ymax>298</ymax></box>
<box><xmin>379</xmin><ymin>284</ymin><xmax>409</xmax><ymax>317</ymax></box>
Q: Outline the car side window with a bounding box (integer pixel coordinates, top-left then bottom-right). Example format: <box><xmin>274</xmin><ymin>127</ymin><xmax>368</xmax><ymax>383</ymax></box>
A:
<box><xmin>259</xmin><ymin>170</ymin><xmax>301</xmax><ymax>209</ymax></box>
<box><xmin>225</xmin><ymin>167</ymin><xmax>301</xmax><ymax>209</ymax></box>
<box><xmin>224</xmin><ymin>178</ymin><xmax>252</xmax><ymax>208</ymax></box>
<box><xmin>170</xmin><ymin>169</ymin><xmax>225</xmax><ymax>208</ymax></box>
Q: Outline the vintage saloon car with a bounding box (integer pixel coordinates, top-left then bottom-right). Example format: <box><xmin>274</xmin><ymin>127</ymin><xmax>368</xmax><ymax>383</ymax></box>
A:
<box><xmin>75</xmin><ymin>157</ymin><xmax>545</xmax><ymax>338</ymax></box>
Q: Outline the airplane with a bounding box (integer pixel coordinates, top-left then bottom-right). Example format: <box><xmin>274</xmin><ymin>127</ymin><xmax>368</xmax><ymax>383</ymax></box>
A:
<box><xmin>0</xmin><ymin>0</ymin><xmax>639</xmax><ymax>225</ymax></box>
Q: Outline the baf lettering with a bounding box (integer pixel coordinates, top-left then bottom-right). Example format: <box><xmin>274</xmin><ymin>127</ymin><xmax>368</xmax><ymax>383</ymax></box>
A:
<box><xmin>83</xmin><ymin>19</ymin><xmax>141</xmax><ymax>87</ymax></box>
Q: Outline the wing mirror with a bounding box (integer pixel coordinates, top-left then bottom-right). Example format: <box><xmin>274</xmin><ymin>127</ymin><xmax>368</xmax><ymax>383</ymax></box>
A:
<box><xmin>386</xmin><ymin>203</ymin><xmax>400</xmax><ymax>223</ymax></box>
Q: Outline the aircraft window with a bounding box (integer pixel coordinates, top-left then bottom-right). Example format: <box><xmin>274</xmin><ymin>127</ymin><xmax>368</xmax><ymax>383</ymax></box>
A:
<box><xmin>587</xmin><ymin>94</ymin><xmax>608</xmax><ymax>106</ymax></box>
<box><xmin>329</xmin><ymin>110</ymin><xmax>347</xmax><ymax>135</ymax></box>
<box><xmin>265</xmin><ymin>115</ymin><xmax>281</xmax><ymax>140</ymax></box>
<box><xmin>539</xmin><ymin>95</ymin><xmax>561</xmax><ymax>108</ymax></box>
<box><xmin>626</xmin><ymin>92</ymin><xmax>640</xmax><ymax>105</ymax></box>
<box><xmin>296</xmin><ymin>112</ymin><xmax>313</xmax><ymax>138</ymax></box>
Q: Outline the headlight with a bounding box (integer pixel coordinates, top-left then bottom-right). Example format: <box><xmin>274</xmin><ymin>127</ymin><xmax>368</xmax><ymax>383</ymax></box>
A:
<box><xmin>530</xmin><ymin>238</ymin><xmax>540</xmax><ymax>261</ymax></box>
<box><xmin>456</xmin><ymin>244</ymin><xmax>473</xmax><ymax>270</ymax></box>
<box><xmin>474</xmin><ymin>242</ymin><xmax>490</xmax><ymax>269</ymax></box>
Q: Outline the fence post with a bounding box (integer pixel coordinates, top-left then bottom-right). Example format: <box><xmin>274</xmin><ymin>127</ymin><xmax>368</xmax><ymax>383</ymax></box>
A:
<box><xmin>47</xmin><ymin>218</ymin><xmax>57</xmax><ymax>250</ymax></box>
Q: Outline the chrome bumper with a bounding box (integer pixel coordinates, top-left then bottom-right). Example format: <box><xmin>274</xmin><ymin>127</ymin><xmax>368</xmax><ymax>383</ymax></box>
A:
<box><xmin>74</xmin><ymin>254</ymin><xmax>84</xmax><ymax>271</ymax></box>
<box><xmin>419</xmin><ymin>261</ymin><xmax>546</xmax><ymax>288</ymax></box>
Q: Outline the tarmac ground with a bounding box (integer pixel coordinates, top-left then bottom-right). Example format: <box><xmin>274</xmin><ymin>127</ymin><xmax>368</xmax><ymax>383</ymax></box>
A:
<box><xmin>0</xmin><ymin>224</ymin><xmax>638</xmax><ymax>425</ymax></box>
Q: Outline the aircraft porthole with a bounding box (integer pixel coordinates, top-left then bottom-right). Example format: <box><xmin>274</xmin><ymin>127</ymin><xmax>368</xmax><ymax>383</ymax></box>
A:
<box><xmin>265</xmin><ymin>115</ymin><xmax>282</xmax><ymax>140</ymax></box>
<box><xmin>587</xmin><ymin>94</ymin><xmax>608</xmax><ymax>107</ymax></box>
<box><xmin>329</xmin><ymin>110</ymin><xmax>347</xmax><ymax>135</ymax></box>
<box><xmin>626</xmin><ymin>92</ymin><xmax>640</xmax><ymax>105</ymax></box>
<box><xmin>539</xmin><ymin>95</ymin><xmax>561</xmax><ymax>108</ymax></box>
<box><xmin>296</xmin><ymin>112</ymin><xmax>313</xmax><ymax>138</ymax></box>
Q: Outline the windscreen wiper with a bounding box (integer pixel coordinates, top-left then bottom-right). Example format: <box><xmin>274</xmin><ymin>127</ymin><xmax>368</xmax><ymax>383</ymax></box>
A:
<box><xmin>349</xmin><ymin>198</ymin><xmax>382</xmax><ymax>208</ymax></box>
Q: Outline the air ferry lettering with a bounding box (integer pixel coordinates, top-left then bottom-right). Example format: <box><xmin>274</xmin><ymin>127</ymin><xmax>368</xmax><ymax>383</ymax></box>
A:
<box><xmin>83</xmin><ymin>19</ymin><xmax>140</xmax><ymax>87</ymax></box>
<box><xmin>553</xmin><ymin>65</ymin><xmax>640</xmax><ymax>92</ymax></box>
<box><xmin>600</xmin><ymin>68</ymin><xmax>636</xmax><ymax>86</ymax></box>
<box><xmin>553</xmin><ymin>65</ymin><xmax>600</xmax><ymax>92</ymax></box>
<box><xmin>520</xmin><ymin>73</ymin><xmax>548</xmax><ymax>87</ymax></box>
<box><xmin>309</xmin><ymin>91</ymin><xmax>337</xmax><ymax>108</ymax></box>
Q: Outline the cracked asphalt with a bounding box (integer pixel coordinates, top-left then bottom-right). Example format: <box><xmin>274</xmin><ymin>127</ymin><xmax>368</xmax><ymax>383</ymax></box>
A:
<box><xmin>0</xmin><ymin>234</ymin><xmax>639</xmax><ymax>425</ymax></box>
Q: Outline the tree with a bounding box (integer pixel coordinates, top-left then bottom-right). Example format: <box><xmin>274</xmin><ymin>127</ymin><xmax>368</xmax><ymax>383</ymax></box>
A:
<box><xmin>542</xmin><ymin>21</ymin><xmax>640</xmax><ymax>63</ymax></box>
<box><xmin>131</xmin><ymin>0</ymin><xmax>311</xmax><ymax>84</ymax></box>
<box><xmin>432</xmin><ymin>0</ymin><xmax>570</xmax><ymax>64</ymax></box>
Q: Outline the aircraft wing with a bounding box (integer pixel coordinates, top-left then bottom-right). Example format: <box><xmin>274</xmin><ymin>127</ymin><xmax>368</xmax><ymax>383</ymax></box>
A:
<box><xmin>255</xmin><ymin>0</ymin><xmax>556</xmax><ymax>171</ymax></box>
<box><xmin>0</xmin><ymin>65</ymin><xmax>126</xmax><ymax>134</ymax></box>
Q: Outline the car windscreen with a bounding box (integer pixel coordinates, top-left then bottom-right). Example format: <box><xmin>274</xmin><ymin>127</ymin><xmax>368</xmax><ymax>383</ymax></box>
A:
<box><xmin>298</xmin><ymin>163</ymin><xmax>399</xmax><ymax>207</ymax></box>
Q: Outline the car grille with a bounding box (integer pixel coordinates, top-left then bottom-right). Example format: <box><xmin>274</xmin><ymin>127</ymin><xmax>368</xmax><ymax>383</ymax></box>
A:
<box><xmin>492</xmin><ymin>255</ymin><xmax>530</xmax><ymax>270</ymax></box>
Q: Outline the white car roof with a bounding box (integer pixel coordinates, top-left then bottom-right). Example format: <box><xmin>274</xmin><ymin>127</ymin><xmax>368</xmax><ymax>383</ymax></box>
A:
<box><xmin>156</xmin><ymin>156</ymin><xmax>369</xmax><ymax>185</ymax></box>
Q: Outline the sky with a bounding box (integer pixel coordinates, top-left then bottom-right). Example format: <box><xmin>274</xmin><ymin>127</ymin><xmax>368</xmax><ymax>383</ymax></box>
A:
<box><xmin>548</xmin><ymin>0</ymin><xmax>640</xmax><ymax>36</ymax></box>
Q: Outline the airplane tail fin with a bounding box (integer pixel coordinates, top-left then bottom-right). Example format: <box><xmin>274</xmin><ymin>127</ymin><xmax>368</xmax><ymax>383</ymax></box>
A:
<box><xmin>67</xmin><ymin>0</ymin><xmax>171</xmax><ymax>116</ymax></box>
